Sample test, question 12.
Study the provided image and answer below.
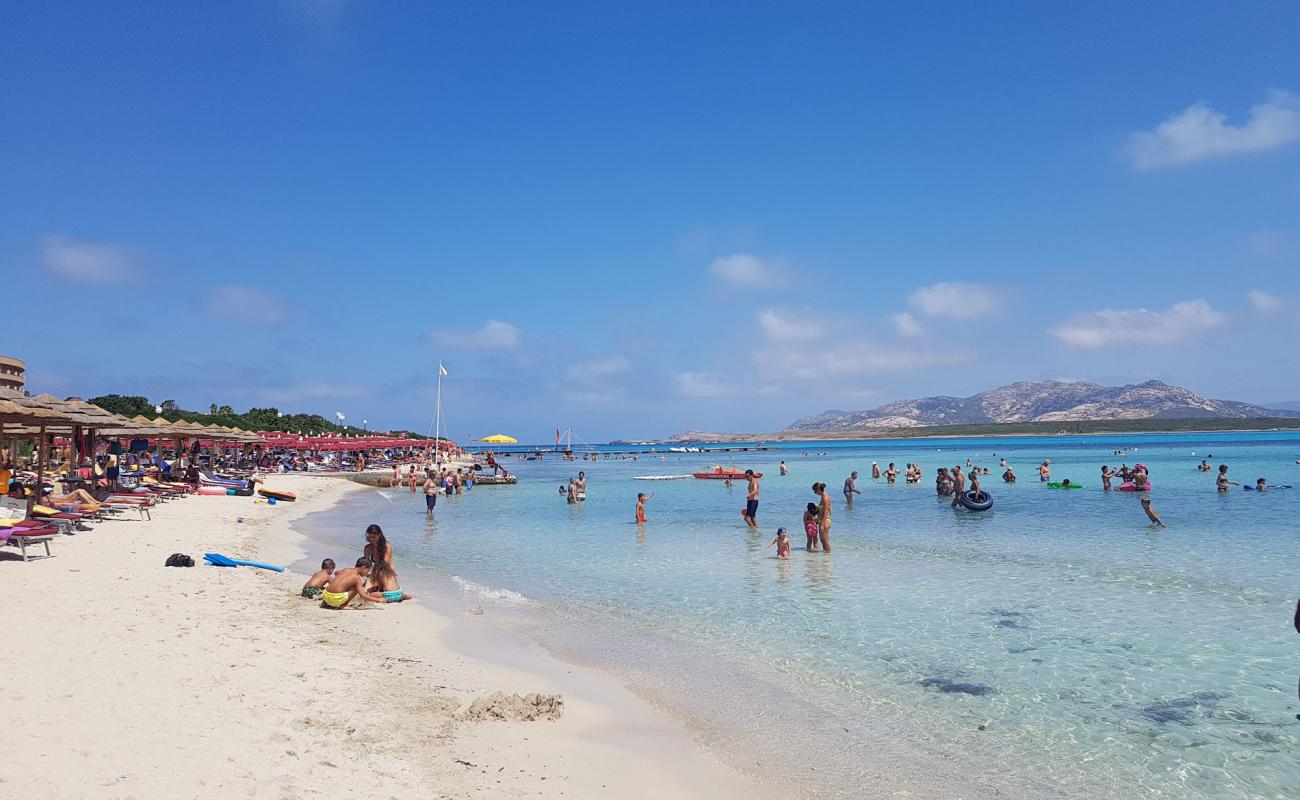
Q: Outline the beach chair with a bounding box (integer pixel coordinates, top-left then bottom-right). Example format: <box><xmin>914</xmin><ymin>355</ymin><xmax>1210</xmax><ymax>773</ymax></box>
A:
<box><xmin>0</xmin><ymin>502</ymin><xmax>60</xmax><ymax>561</ymax></box>
<box><xmin>1</xmin><ymin>524</ymin><xmax>59</xmax><ymax>560</ymax></box>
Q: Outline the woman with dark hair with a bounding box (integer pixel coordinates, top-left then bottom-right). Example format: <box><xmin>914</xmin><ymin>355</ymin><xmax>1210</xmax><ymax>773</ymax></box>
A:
<box><xmin>812</xmin><ymin>482</ymin><xmax>832</xmax><ymax>553</ymax></box>
<box><xmin>363</xmin><ymin>524</ymin><xmax>393</xmax><ymax>566</ymax></box>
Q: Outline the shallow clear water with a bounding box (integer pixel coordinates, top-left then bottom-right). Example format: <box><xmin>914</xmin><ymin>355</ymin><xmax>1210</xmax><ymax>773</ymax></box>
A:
<box><xmin>303</xmin><ymin>432</ymin><xmax>1300</xmax><ymax>799</ymax></box>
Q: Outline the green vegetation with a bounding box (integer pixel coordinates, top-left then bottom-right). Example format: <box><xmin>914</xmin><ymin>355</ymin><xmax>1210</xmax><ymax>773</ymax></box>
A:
<box><xmin>772</xmin><ymin>416</ymin><xmax>1300</xmax><ymax>440</ymax></box>
<box><xmin>87</xmin><ymin>394</ymin><xmax>431</xmax><ymax>439</ymax></box>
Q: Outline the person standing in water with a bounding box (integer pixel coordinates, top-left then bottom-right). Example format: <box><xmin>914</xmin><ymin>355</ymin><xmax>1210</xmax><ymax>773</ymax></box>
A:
<box><xmin>744</xmin><ymin>469</ymin><xmax>760</xmax><ymax>529</ymax></box>
<box><xmin>635</xmin><ymin>492</ymin><xmax>653</xmax><ymax>523</ymax></box>
<box><xmin>814</xmin><ymin>482</ymin><xmax>832</xmax><ymax>552</ymax></box>
<box><xmin>1216</xmin><ymin>464</ymin><xmax>1236</xmax><ymax>492</ymax></box>
<box><xmin>1141</xmin><ymin>498</ymin><xmax>1165</xmax><ymax>527</ymax></box>
<box><xmin>779</xmin><ymin>460</ymin><xmax>788</xmax><ymax>476</ymax></box>
<box><xmin>950</xmin><ymin>465</ymin><xmax>967</xmax><ymax>508</ymax></box>
<box><xmin>422</xmin><ymin>469</ymin><xmax>439</xmax><ymax>519</ymax></box>
<box><xmin>843</xmin><ymin>471</ymin><xmax>861</xmax><ymax>505</ymax></box>
<box><xmin>1101</xmin><ymin>465</ymin><xmax>1113</xmax><ymax>491</ymax></box>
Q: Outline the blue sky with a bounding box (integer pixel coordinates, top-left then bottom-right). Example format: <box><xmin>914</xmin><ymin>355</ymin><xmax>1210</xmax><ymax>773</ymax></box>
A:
<box><xmin>4</xmin><ymin>2</ymin><xmax>1300</xmax><ymax>441</ymax></box>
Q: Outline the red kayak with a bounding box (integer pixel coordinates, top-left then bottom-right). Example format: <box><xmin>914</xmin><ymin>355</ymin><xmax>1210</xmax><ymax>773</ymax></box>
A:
<box><xmin>693</xmin><ymin>466</ymin><xmax>763</xmax><ymax>480</ymax></box>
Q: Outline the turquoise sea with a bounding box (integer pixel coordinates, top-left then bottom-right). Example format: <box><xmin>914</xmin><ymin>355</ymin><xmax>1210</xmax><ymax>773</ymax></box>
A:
<box><xmin>298</xmin><ymin>432</ymin><xmax>1300</xmax><ymax>799</ymax></box>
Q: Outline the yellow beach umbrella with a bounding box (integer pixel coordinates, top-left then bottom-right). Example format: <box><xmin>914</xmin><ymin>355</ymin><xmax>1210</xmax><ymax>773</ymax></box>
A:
<box><xmin>481</xmin><ymin>433</ymin><xmax>517</xmax><ymax>444</ymax></box>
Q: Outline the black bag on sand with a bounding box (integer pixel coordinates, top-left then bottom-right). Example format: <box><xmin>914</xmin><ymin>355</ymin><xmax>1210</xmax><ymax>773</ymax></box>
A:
<box><xmin>165</xmin><ymin>553</ymin><xmax>195</xmax><ymax>567</ymax></box>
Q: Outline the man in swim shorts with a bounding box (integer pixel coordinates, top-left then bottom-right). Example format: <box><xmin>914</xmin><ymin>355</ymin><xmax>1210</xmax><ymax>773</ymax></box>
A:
<box><xmin>422</xmin><ymin>469</ymin><xmax>439</xmax><ymax>519</ymax></box>
<box><xmin>301</xmin><ymin>558</ymin><xmax>335</xmax><ymax>599</ymax></box>
<box><xmin>320</xmin><ymin>557</ymin><xmax>379</xmax><ymax>609</ymax></box>
<box><xmin>843</xmin><ymin>472</ymin><xmax>861</xmax><ymax>505</ymax></box>
<box><xmin>744</xmin><ymin>469</ymin><xmax>760</xmax><ymax>528</ymax></box>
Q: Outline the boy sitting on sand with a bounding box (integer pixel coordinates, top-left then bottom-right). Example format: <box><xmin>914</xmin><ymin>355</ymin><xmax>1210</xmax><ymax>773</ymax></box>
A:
<box><xmin>301</xmin><ymin>558</ymin><xmax>335</xmax><ymax>599</ymax></box>
<box><xmin>1141</xmin><ymin>498</ymin><xmax>1165</xmax><ymax>527</ymax></box>
<box><xmin>320</xmin><ymin>557</ymin><xmax>382</xmax><ymax>609</ymax></box>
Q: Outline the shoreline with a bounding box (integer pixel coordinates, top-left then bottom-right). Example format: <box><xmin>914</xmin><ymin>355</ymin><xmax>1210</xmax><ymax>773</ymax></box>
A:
<box><xmin>1</xmin><ymin>474</ymin><xmax>757</xmax><ymax>799</ymax></box>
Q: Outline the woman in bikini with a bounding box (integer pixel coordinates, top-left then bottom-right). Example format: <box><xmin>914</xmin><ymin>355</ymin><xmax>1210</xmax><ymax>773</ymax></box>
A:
<box><xmin>814</xmin><ymin>482</ymin><xmax>832</xmax><ymax>553</ymax></box>
<box><xmin>363</xmin><ymin>524</ymin><xmax>394</xmax><ymax>566</ymax></box>
<box><xmin>368</xmin><ymin>561</ymin><xmax>413</xmax><ymax>603</ymax></box>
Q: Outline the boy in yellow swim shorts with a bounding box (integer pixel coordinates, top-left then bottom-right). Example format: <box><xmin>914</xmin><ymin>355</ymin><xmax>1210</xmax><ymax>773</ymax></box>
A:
<box><xmin>320</xmin><ymin>557</ymin><xmax>378</xmax><ymax>609</ymax></box>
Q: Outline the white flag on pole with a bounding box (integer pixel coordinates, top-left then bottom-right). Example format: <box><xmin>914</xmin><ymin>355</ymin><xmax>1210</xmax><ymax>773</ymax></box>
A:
<box><xmin>438</xmin><ymin>363</ymin><xmax>448</xmax><ymax>377</ymax></box>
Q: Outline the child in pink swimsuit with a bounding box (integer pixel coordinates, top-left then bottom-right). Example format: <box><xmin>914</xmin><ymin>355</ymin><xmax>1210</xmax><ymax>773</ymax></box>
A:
<box><xmin>803</xmin><ymin>502</ymin><xmax>820</xmax><ymax>551</ymax></box>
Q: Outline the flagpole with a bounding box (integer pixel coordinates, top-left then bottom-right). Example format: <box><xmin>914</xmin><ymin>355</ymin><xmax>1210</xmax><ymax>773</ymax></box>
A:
<box><xmin>435</xmin><ymin>362</ymin><xmax>442</xmax><ymax>467</ymax></box>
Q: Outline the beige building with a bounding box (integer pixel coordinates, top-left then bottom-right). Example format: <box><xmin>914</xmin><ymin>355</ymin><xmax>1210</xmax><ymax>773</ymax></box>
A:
<box><xmin>0</xmin><ymin>355</ymin><xmax>26</xmax><ymax>392</ymax></box>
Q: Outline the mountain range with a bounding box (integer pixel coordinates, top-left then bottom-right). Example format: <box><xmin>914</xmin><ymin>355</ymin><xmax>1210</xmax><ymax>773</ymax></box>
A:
<box><xmin>785</xmin><ymin>380</ymin><xmax>1298</xmax><ymax>432</ymax></box>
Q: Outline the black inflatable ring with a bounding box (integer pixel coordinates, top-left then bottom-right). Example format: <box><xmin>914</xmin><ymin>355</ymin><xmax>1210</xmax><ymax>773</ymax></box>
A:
<box><xmin>959</xmin><ymin>490</ymin><xmax>993</xmax><ymax>511</ymax></box>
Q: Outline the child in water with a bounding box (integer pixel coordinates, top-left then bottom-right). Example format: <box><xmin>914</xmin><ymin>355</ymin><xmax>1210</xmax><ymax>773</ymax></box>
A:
<box><xmin>635</xmin><ymin>492</ymin><xmax>653</xmax><ymax>523</ymax></box>
<box><xmin>803</xmin><ymin>502</ymin><xmax>820</xmax><ymax>551</ymax></box>
<box><xmin>768</xmin><ymin>527</ymin><xmax>791</xmax><ymax>559</ymax></box>
<box><xmin>1141</xmin><ymin>498</ymin><xmax>1165</xmax><ymax>527</ymax></box>
<box><xmin>301</xmin><ymin>558</ymin><xmax>335</xmax><ymax>599</ymax></box>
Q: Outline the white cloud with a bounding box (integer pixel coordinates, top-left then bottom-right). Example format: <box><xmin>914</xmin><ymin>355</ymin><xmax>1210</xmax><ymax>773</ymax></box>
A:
<box><xmin>754</xmin><ymin>341</ymin><xmax>968</xmax><ymax>381</ymax></box>
<box><xmin>891</xmin><ymin>312</ymin><xmax>924</xmax><ymax>337</ymax></box>
<box><xmin>907</xmin><ymin>282</ymin><xmax>1004</xmax><ymax>318</ymax></box>
<box><xmin>1050</xmin><ymin>300</ymin><xmax>1225</xmax><ymax>348</ymax></box>
<box><xmin>1247</xmin><ymin>289</ymin><xmax>1289</xmax><ymax>313</ymax></box>
<box><xmin>206</xmin><ymin>285</ymin><xmax>289</xmax><ymax>325</ymax></box>
<box><xmin>40</xmin><ymin>235</ymin><xmax>135</xmax><ymax>283</ymax></box>
<box><xmin>757</xmin><ymin>309</ymin><xmax>824</xmax><ymax>342</ymax></box>
<box><xmin>430</xmin><ymin>320</ymin><xmax>521</xmax><ymax>349</ymax></box>
<box><xmin>710</xmin><ymin>254</ymin><xmax>784</xmax><ymax>289</ymax></box>
<box><xmin>566</xmin><ymin>356</ymin><xmax>633</xmax><ymax>382</ymax></box>
<box><xmin>1126</xmin><ymin>90</ymin><xmax>1300</xmax><ymax>170</ymax></box>
<box><xmin>673</xmin><ymin>371</ymin><xmax>731</xmax><ymax>398</ymax></box>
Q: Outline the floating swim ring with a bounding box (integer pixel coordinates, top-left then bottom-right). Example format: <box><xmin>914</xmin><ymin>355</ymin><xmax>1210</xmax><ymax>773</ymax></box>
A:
<box><xmin>958</xmin><ymin>490</ymin><xmax>993</xmax><ymax>511</ymax></box>
<box><xmin>1047</xmin><ymin>482</ymin><xmax>1084</xmax><ymax>489</ymax></box>
<box><xmin>1116</xmin><ymin>482</ymin><xmax>1151</xmax><ymax>492</ymax></box>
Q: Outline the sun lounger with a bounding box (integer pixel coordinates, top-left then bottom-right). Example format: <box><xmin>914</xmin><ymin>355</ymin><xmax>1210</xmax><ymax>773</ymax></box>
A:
<box><xmin>0</xmin><ymin>523</ymin><xmax>59</xmax><ymax>561</ymax></box>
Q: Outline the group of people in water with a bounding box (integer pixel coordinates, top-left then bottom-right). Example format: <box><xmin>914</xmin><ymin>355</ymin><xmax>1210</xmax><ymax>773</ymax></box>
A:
<box><xmin>300</xmin><ymin>524</ymin><xmax>414</xmax><ymax>609</ymax></box>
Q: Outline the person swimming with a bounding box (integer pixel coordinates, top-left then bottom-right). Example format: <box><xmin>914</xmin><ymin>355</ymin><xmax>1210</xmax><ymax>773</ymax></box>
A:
<box><xmin>1002</xmin><ymin>467</ymin><xmax>1016</xmax><ymax>483</ymax></box>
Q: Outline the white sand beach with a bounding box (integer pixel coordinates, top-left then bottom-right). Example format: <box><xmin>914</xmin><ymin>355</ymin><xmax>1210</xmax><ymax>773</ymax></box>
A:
<box><xmin>0</xmin><ymin>475</ymin><xmax>756</xmax><ymax>799</ymax></box>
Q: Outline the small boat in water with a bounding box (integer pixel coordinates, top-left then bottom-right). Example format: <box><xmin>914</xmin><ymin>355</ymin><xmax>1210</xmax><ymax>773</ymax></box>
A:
<box><xmin>692</xmin><ymin>466</ymin><xmax>763</xmax><ymax>480</ymax></box>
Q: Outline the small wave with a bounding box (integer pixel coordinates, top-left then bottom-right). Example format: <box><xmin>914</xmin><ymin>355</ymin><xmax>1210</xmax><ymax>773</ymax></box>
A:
<box><xmin>452</xmin><ymin>576</ymin><xmax>532</xmax><ymax>605</ymax></box>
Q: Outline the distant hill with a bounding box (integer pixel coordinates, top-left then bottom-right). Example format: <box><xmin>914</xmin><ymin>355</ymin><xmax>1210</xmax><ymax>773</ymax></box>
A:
<box><xmin>1265</xmin><ymin>401</ymin><xmax>1300</xmax><ymax>413</ymax></box>
<box><xmin>785</xmin><ymin>380</ymin><xmax>1299</xmax><ymax>432</ymax></box>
